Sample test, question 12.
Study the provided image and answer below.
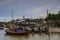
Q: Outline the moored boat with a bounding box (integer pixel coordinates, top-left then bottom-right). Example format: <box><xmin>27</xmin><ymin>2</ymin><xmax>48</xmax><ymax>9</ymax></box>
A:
<box><xmin>4</xmin><ymin>28</ymin><xmax>29</xmax><ymax>35</ymax></box>
<box><xmin>25</xmin><ymin>27</ymin><xmax>33</xmax><ymax>32</ymax></box>
<box><xmin>33</xmin><ymin>28</ymin><xmax>40</xmax><ymax>32</ymax></box>
<box><xmin>0</xmin><ymin>27</ymin><xmax>4</xmax><ymax>30</ymax></box>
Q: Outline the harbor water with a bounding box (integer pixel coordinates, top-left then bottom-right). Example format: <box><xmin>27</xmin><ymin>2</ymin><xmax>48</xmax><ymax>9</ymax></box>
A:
<box><xmin>0</xmin><ymin>30</ymin><xmax>60</xmax><ymax>40</ymax></box>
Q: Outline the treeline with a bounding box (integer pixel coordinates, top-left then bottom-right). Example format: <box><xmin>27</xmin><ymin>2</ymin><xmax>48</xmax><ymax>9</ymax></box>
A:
<box><xmin>45</xmin><ymin>10</ymin><xmax>60</xmax><ymax>27</ymax></box>
<box><xmin>45</xmin><ymin>11</ymin><xmax>60</xmax><ymax>21</ymax></box>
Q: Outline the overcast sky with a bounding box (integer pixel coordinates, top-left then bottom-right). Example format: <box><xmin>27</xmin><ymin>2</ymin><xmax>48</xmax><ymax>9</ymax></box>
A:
<box><xmin>0</xmin><ymin>0</ymin><xmax>60</xmax><ymax>22</ymax></box>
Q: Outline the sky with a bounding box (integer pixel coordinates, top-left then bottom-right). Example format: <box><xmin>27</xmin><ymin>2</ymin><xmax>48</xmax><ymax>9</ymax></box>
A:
<box><xmin>0</xmin><ymin>0</ymin><xmax>60</xmax><ymax>22</ymax></box>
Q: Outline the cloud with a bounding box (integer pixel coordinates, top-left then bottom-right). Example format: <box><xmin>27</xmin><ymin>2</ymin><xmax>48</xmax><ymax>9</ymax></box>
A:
<box><xmin>0</xmin><ymin>0</ymin><xmax>60</xmax><ymax>21</ymax></box>
<box><xmin>21</xmin><ymin>5</ymin><xmax>60</xmax><ymax>18</ymax></box>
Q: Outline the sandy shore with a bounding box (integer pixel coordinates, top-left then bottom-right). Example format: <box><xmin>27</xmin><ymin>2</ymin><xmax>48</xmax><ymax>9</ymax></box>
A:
<box><xmin>49</xmin><ymin>27</ymin><xmax>60</xmax><ymax>33</ymax></box>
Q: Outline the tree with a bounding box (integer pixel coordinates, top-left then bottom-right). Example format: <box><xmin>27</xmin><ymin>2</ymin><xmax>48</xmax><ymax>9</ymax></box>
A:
<box><xmin>16</xmin><ymin>19</ymin><xmax>20</xmax><ymax>21</ymax></box>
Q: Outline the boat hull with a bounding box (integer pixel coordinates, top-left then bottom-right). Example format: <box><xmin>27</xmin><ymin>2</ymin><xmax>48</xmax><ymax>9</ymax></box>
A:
<box><xmin>5</xmin><ymin>29</ymin><xmax>29</xmax><ymax>35</ymax></box>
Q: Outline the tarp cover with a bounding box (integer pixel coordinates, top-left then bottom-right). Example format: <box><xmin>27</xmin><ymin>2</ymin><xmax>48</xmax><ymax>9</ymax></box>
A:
<box><xmin>17</xmin><ymin>28</ymin><xmax>24</xmax><ymax>32</ymax></box>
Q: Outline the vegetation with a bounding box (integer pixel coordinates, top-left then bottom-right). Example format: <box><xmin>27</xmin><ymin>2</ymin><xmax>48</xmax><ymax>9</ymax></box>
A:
<box><xmin>45</xmin><ymin>10</ymin><xmax>60</xmax><ymax>27</ymax></box>
<box><xmin>0</xmin><ymin>10</ymin><xmax>60</xmax><ymax>27</ymax></box>
<box><xmin>45</xmin><ymin>10</ymin><xmax>60</xmax><ymax>21</ymax></box>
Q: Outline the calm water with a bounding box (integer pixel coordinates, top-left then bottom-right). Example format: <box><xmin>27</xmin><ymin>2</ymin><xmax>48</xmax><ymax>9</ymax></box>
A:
<box><xmin>0</xmin><ymin>30</ymin><xmax>60</xmax><ymax>40</ymax></box>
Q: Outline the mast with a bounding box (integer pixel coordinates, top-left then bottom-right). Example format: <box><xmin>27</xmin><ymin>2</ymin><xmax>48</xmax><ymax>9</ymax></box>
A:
<box><xmin>47</xmin><ymin>10</ymin><xmax>48</xmax><ymax>16</ymax></box>
<box><xmin>11</xmin><ymin>10</ymin><xmax>13</xmax><ymax>20</ymax></box>
<box><xmin>31</xmin><ymin>15</ymin><xmax>32</xmax><ymax>19</ymax></box>
<box><xmin>11</xmin><ymin>10</ymin><xmax>14</xmax><ymax>27</ymax></box>
<box><xmin>47</xmin><ymin>10</ymin><xmax>50</xmax><ymax>36</ymax></box>
<box><xmin>23</xmin><ymin>14</ymin><xmax>25</xmax><ymax>19</ymax></box>
<box><xmin>4</xmin><ymin>18</ymin><xmax>6</xmax><ymax>22</ymax></box>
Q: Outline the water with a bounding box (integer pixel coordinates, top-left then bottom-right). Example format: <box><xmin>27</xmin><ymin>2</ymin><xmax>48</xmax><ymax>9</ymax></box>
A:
<box><xmin>0</xmin><ymin>30</ymin><xmax>60</xmax><ymax>40</ymax></box>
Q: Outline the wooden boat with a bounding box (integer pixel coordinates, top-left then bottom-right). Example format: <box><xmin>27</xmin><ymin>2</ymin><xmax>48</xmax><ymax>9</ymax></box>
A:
<box><xmin>5</xmin><ymin>28</ymin><xmax>29</xmax><ymax>35</ymax></box>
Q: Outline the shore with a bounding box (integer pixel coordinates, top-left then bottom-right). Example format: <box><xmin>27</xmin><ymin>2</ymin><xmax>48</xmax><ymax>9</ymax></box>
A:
<box><xmin>49</xmin><ymin>27</ymin><xmax>60</xmax><ymax>33</ymax></box>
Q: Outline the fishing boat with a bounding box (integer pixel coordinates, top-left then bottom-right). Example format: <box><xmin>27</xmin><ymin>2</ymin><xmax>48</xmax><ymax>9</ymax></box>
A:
<box><xmin>4</xmin><ymin>28</ymin><xmax>29</xmax><ymax>35</ymax></box>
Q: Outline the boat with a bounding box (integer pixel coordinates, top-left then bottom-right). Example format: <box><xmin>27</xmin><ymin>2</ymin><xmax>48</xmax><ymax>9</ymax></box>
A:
<box><xmin>0</xmin><ymin>26</ymin><xmax>4</xmax><ymax>30</ymax></box>
<box><xmin>25</xmin><ymin>27</ymin><xmax>33</xmax><ymax>32</ymax></box>
<box><xmin>33</xmin><ymin>28</ymin><xmax>40</xmax><ymax>32</ymax></box>
<box><xmin>4</xmin><ymin>28</ymin><xmax>29</xmax><ymax>35</ymax></box>
<box><xmin>39</xmin><ymin>26</ymin><xmax>48</xmax><ymax>33</ymax></box>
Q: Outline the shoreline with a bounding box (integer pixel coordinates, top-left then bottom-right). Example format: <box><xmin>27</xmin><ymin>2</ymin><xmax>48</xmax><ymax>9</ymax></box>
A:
<box><xmin>49</xmin><ymin>27</ymin><xmax>60</xmax><ymax>33</ymax></box>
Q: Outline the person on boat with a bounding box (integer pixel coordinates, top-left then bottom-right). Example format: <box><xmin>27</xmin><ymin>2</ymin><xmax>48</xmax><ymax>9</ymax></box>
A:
<box><xmin>22</xmin><ymin>27</ymin><xmax>25</xmax><ymax>31</ymax></box>
<box><xmin>44</xmin><ymin>27</ymin><xmax>48</xmax><ymax>32</ymax></box>
<box><xmin>13</xmin><ymin>26</ymin><xmax>20</xmax><ymax>31</ymax></box>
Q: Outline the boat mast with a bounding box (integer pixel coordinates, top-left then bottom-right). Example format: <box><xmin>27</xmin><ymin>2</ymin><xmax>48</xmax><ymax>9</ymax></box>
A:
<box><xmin>11</xmin><ymin>10</ymin><xmax>13</xmax><ymax>20</ymax></box>
<box><xmin>11</xmin><ymin>9</ymin><xmax>14</xmax><ymax>25</ymax></box>
<box><xmin>47</xmin><ymin>10</ymin><xmax>50</xmax><ymax>35</ymax></box>
<box><xmin>31</xmin><ymin>15</ymin><xmax>32</xmax><ymax>19</ymax></box>
<box><xmin>23</xmin><ymin>15</ymin><xmax>25</xmax><ymax>19</ymax></box>
<box><xmin>47</xmin><ymin>10</ymin><xmax>48</xmax><ymax>16</ymax></box>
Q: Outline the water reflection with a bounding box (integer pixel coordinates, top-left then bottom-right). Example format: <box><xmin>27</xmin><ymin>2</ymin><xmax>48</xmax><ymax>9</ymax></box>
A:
<box><xmin>0</xmin><ymin>30</ymin><xmax>60</xmax><ymax>40</ymax></box>
<box><xmin>50</xmin><ymin>33</ymin><xmax>60</xmax><ymax>40</ymax></box>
